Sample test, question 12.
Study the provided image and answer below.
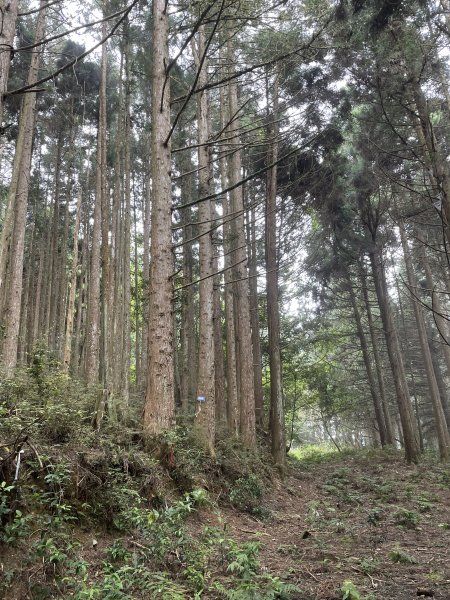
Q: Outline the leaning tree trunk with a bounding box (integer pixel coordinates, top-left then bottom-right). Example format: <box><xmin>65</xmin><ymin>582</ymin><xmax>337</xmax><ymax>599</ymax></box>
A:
<box><xmin>347</xmin><ymin>272</ymin><xmax>387</xmax><ymax>446</ymax></box>
<box><xmin>143</xmin><ymin>0</ymin><xmax>175</xmax><ymax>434</ymax></box>
<box><xmin>370</xmin><ymin>250</ymin><xmax>420</xmax><ymax>463</ymax></box>
<box><xmin>360</xmin><ymin>264</ymin><xmax>395</xmax><ymax>444</ymax></box>
<box><xmin>400</xmin><ymin>225</ymin><xmax>450</xmax><ymax>461</ymax></box>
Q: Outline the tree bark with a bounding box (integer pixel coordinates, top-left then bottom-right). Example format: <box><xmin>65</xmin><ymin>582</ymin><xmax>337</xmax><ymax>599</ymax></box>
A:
<box><xmin>369</xmin><ymin>250</ymin><xmax>420</xmax><ymax>463</ymax></box>
<box><xmin>1</xmin><ymin>1</ymin><xmax>47</xmax><ymax>372</ymax></box>
<box><xmin>347</xmin><ymin>272</ymin><xmax>387</xmax><ymax>445</ymax></box>
<box><xmin>63</xmin><ymin>188</ymin><xmax>82</xmax><ymax>371</ymax></box>
<box><xmin>219</xmin><ymin>75</ymin><xmax>238</xmax><ymax>435</ymax></box>
<box><xmin>0</xmin><ymin>0</ymin><xmax>19</xmax><ymax>143</ymax></box>
<box><xmin>360</xmin><ymin>267</ymin><xmax>395</xmax><ymax>445</ymax></box>
<box><xmin>85</xmin><ymin>33</ymin><xmax>107</xmax><ymax>386</ymax></box>
<box><xmin>265</xmin><ymin>73</ymin><xmax>285</xmax><ymax>467</ymax></box>
<box><xmin>193</xmin><ymin>27</ymin><xmax>215</xmax><ymax>453</ymax></box>
<box><xmin>178</xmin><ymin>149</ymin><xmax>197</xmax><ymax>413</ymax></box>
<box><xmin>227</xmin><ymin>37</ymin><xmax>256</xmax><ymax>447</ymax></box>
<box><xmin>247</xmin><ymin>192</ymin><xmax>264</xmax><ymax>428</ymax></box>
<box><xmin>143</xmin><ymin>0</ymin><xmax>175</xmax><ymax>434</ymax></box>
<box><xmin>400</xmin><ymin>225</ymin><xmax>450</xmax><ymax>460</ymax></box>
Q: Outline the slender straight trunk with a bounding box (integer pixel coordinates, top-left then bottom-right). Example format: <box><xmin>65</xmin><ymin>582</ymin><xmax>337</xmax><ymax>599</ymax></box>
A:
<box><xmin>370</xmin><ymin>250</ymin><xmax>420</xmax><ymax>463</ymax></box>
<box><xmin>32</xmin><ymin>223</ymin><xmax>47</xmax><ymax>345</ymax></box>
<box><xmin>98</xmin><ymin>25</ymin><xmax>113</xmax><ymax>421</ymax></box>
<box><xmin>400</xmin><ymin>225</ymin><xmax>450</xmax><ymax>460</ymax></box>
<box><xmin>47</xmin><ymin>137</ymin><xmax>63</xmax><ymax>351</ymax></box>
<box><xmin>25</xmin><ymin>212</ymin><xmax>39</xmax><ymax>357</ymax></box>
<box><xmin>213</xmin><ymin>270</ymin><xmax>226</xmax><ymax>424</ymax></box>
<box><xmin>193</xmin><ymin>27</ymin><xmax>215</xmax><ymax>453</ymax></box>
<box><xmin>19</xmin><ymin>221</ymin><xmax>34</xmax><ymax>363</ymax></box>
<box><xmin>85</xmin><ymin>36</ymin><xmax>107</xmax><ymax>385</ymax></box>
<box><xmin>121</xmin><ymin>27</ymin><xmax>131</xmax><ymax>407</ymax></box>
<box><xmin>63</xmin><ymin>188</ymin><xmax>82</xmax><ymax>371</ymax></box>
<box><xmin>0</xmin><ymin>0</ymin><xmax>19</xmax><ymax>156</ymax></box>
<box><xmin>219</xmin><ymin>77</ymin><xmax>238</xmax><ymax>434</ymax></box>
<box><xmin>143</xmin><ymin>0</ymin><xmax>175</xmax><ymax>434</ymax></box>
<box><xmin>178</xmin><ymin>150</ymin><xmax>196</xmax><ymax>412</ymax></box>
<box><xmin>57</xmin><ymin>187</ymin><xmax>70</xmax><ymax>358</ymax></box>
<box><xmin>347</xmin><ymin>273</ymin><xmax>387</xmax><ymax>445</ymax></box>
<box><xmin>141</xmin><ymin>117</ymin><xmax>151</xmax><ymax>390</ymax></box>
<box><xmin>1</xmin><ymin>1</ymin><xmax>47</xmax><ymax>372</ymax></box>
<box><xmin>393</xmin><ymin>254</ymin><xmax>424</xmax><ymax>455</ymax></box>
<box><xmin>227</xmin><ymin>37</ymin><xmax>256</xmax><ymax>447</ymax></box>
<box><xmin>246</xmin><ymin>191</ymin><xmax>264</xmax><ymax>427</ymax></box>
<box><xmin>111</xmin><ymin>80</ymin><xmax>124</xmax><ymax>398</ymax></box>
<box><xmin>360</xmin><ymin>265</ymin><xmax>395</xmax><ymax>444</ymax></box>
<box><xmin>265</xmin><ymin>73</ymin><xmax>285</xmax><ymax>466</ymax></box>
<box><xmin>74</xmin><ymin>217</ymin><xmax>89</xmax><ymax>375</ymax></box>
<box><xmin>41</xmin><ymin>197</ymin><xmax>53</xmax><ymax>341</ymax></box>
<box><xmin>133</xmin><ymin>193</ymin><xmax>141</xmax><ymax>385</ymax></box>
<box><xmin>213</xmin><ymin>202</ymin><xmax>227</xmax><ymax>425</ymax></box>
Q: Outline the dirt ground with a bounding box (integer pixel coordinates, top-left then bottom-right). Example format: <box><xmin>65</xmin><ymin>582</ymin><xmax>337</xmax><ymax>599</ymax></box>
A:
<box><xmin>219</xmin><ymin>451</ymin><xmax>450</xmax><ymax>600</ymax></box>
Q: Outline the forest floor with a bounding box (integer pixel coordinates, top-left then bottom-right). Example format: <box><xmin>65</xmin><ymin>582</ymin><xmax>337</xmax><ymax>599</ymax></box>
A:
<box><xmin>218</xmin><ymin>447</ymin><xmax>450</xmax><ymax>600</ymax></box>
<box><xmin>2</xmin><ymin>443</ymin><xmax>450</xmax><ymax>600</ymax></box>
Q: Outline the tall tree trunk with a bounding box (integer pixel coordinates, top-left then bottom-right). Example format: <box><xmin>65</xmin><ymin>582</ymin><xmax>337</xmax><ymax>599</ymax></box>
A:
<box><xmin>265</xmin><ymin>73</ymin><xmax>285</xmax><ymax>467</ymax></box>
<box><xmin>227</xmin><ymin>37</ymin><xmax>256</xmax><ymax>447</ymax></box>
<box><xmin>63</xmin><ymin>188</ymin><xmax>82</xmax><ymax>371</ymax></box>
<box><xmin>47</xmin><ymin>136</ymin><xmax>63</xmax><ymax>351</ymax></box>
<box><xmin>1</xmin><ymin>1</ymin><xmax>47</xmax><ymax>372</ymax></box>
<box><xmin>57</xmin><ymin>186</ymin><xmax>70</xmax><ymax>358</ymax></box>
<box><xmin>408</xmin><ymin>77</ymin><xmax>450</xmax><ymax>244</ymax></box>
<box><xmin>400</xmin><ymin>225</ymin><xmax>450</xmax><ymax>460</ymax></box>
<box><xmin>347</xmin><ymin>273</ymin><xmax>387</xmax><ymax>445</ymax></box>
<box><xmin>219</xmin><ymin>78</ymin><xmax>238</xmax><ymax>434</ymax></box>
<box><xmin>369</xmin><ymin>250</ymin><xmax>420</xmax><ymax>463</ymax></box>
<box><xmin>85</xmin><ymin>37</ymin><xmax>107</xmax><ymax>385</ymax></box>
<box><xmin>143</xmin><ymin>0</ymin><xmax>175</xmax><ymax>434</ymax></box>
<box><xmin>141</xmin><ymin>125</ymin><xmax>152</xmax><ymax>391</ymax></box>
<box><xmin>429</xmin><ymin>338</ymin><xmax>450</xmax><ymax>431</ymax></box>
<box><xmin>213</xmin><ymin>258</ymin><xmax>226</xmax><ymax>425</ymax></box>
<box><xmin>192</xmin><ymin>27</ymin><xmax>216</xmax><ymax>453</ymax></box>
<box><xmin>418</xmin><ymin>231</ymin><xmax>450</xmax><ymax>401</ymax></box>
<box><xmin>360</xmin><ymin>265</ymin><xmax>395</xmax><ymax>444</ymax></box>
<box><xmin>247</xmin><ymin>192</ymin><xmax>264</xmax><ymax>427</ymax></box>
<box><xmin>121</xmin><ymin>27</ymin><xmax>132</xmax><ymax>408</ymax></box>
<box><xmin>133</xmin><ymin>193</ymin><xmax>141</xmax><ymax>385</ymax></box>
<box><xmin>178</xmin><ymin>149</ymin><xmax>197</xmax><ymax>413</ymax></box>
<box><xmin>0</xmin><ymin>0</ymin><xmax>19</xmax><ymax>155</ymax></box>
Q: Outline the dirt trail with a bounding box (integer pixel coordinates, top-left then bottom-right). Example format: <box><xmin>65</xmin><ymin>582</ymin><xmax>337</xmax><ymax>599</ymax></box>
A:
<box><xmin>221</xmin><ymin>451</ymin><xmax>450</xmax><ymax>600</ymax></box>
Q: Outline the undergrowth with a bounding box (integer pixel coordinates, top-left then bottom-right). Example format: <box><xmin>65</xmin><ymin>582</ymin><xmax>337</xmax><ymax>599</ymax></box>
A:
<box><xmin>0</xmin><ymin>353</ymin><xmax>294</xmax><ymax>599</ymax></box>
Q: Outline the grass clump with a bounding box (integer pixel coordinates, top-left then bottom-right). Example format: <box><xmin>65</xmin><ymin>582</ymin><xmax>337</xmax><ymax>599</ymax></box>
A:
<box><xmin>228</xmin><ymin>474</ymin><xmax>266</xmax><ymax>517</ymax></box>
<box><xmin>389</xmin><ymin>546</ymin><xmax>417</xmax><ymax>565</ymax></box>
<box><xmin>393</xmin><ymin>507</ymin><xmax>420</xmax><ymax>529</ymax></box>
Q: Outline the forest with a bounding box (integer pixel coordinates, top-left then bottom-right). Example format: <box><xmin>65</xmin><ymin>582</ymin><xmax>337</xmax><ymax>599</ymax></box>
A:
<box><xmin>1</xmin><ymin>0</ymin><xmax>450</xmax><ymax>598</ymax></box>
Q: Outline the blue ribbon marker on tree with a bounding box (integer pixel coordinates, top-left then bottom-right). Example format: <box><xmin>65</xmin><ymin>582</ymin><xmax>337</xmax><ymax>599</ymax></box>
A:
<box><xmin>197</xmin><ymin>395</ymin><xmax>206</xmax><ymax>402</ymax></box>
